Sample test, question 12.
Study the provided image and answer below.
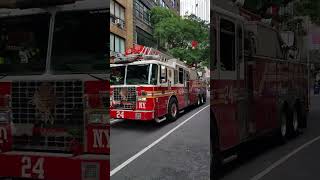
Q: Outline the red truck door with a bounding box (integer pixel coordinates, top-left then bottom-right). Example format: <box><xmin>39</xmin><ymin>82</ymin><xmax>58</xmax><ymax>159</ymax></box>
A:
<box><xmin>213</xmin><ymin>16</ymin><xmax>241</xmax><ymax>150</ymax></box>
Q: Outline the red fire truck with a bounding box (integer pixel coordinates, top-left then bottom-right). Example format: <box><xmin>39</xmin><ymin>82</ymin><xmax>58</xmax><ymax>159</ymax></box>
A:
<box><xmin>0</xmin><ymin>0</ymin><xmax>109</xmax><ymax>179</ymax></box>
<box><xmin>211</xmin><ymin>5</ymin><xmax>309</xmax><ymax>174</ymax></box>
<box><xmin>110</xmin><ymin>45</ymin><xmax>207</xmax><ymax>123</ymax></box>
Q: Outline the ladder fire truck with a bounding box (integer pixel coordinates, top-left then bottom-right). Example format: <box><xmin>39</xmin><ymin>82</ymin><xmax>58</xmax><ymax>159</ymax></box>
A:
<box><xmin>110</xmin><ymin>45</ymin><xmax>207</xmax><ymax>123</ymax></box>
<box><xmin>211</xmin><ymin>3</ymin><xmax>309</xmax><ymax>175</ymax></box>
<box><xmin>0</xmin><ymin>0</ymin><xmax>109</xmax><ymax>179</ymax></box>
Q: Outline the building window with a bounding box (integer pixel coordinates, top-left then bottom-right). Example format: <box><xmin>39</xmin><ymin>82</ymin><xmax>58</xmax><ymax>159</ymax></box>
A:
<box><xmin>110</xmin><ymin>33</ymin><xmax>125</xmax><ymax>53</ymax></box>
<box><xmin>171</xmin><ymin>0</ymin><xmax>175</xmax><ymax>8</ymax></box>
<box><xmin>135</xmin><ymin>0</ymin><xmax>151</xmax><ymax>25</ymax></box>
<box><xmin>110</xmin><ymin>0</ymin><xmax>125</xmax><ymax>28</ymax></box>
<box><xmin>160</xmin><ymin>0</ymin><xmax>165</xmax><ymax>7</ymax></box>
<box><xmin>136</xmin><ymin>28</ymin><xmax>156</xmax><ymax>47</ymax></box>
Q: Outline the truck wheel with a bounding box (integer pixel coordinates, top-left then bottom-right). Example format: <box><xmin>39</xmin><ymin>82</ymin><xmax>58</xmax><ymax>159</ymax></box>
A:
<box><xmin>298</xmin><ymin>103</ymin><xmax>307</xmax><ymax>129</ymax></box>
<box><xmin>290</xmin><ymin>109</ymin><xmax>299</xmax><ymax>137</ymax></box>
<box><xmin>197</xmin><ymin>96</ymin><xmax>201</xmax><ymax>106</ymax></box>
<box><xmin>167</xmin><ymin>98</ymin><xmax>178</xmax><ymax>121</ymax></box>
<box><xmin>278</xmin><ymin>110</ymin><xmax>289</xmax><ymax>143</ymax></box>
<box><xmin>203</xmin><ymin>95</ymin><xmax>207</xmax><ymax>103</ymax></box>
<box><xmin>201</xmin><ymin>95</ymin><xmax>205</xmax><ymax>105</ymax></box>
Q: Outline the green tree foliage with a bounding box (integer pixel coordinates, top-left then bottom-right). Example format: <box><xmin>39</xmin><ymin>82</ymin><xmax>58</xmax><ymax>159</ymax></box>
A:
<box><xmin>150</xmin><ymin>7</ymin><xmax>209</xmax><ymax>66</ymax></box>
<box><xmin>295</xmin><ymin>0</ymin><xmax>320</xmax><ymax>24</ymax></box>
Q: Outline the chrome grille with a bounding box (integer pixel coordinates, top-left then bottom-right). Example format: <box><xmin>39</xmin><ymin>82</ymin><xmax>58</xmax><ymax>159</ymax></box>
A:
<box><xmin>113</xmin><ymin>87</ymin><xmax>136</xmax><ymax>109</ymax></box>
<box><xmin>11</xmin><ymin>80</ymin><xmax>84</xmax><ymax>152</ymax></box>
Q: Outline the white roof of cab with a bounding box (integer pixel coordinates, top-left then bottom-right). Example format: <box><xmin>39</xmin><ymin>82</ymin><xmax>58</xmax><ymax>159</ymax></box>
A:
<box><xmin>110</xmin><ymin>59</ymin><xmax>190</xmax><ymax>70</ymax></box>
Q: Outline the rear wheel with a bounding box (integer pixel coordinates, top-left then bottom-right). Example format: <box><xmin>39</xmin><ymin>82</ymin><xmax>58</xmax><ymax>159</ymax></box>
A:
<box><xmin>197</xmin><ymin>96</ymin><xmax>201</xmax><ymax>106</ymax></box>
<box><xmin>278</xmin><ymin>110</ymin><xmax>290</xmax><ymax>143</ymax></box>
<box><xmin>167</xmin><ymin>98</ymin><xmax>178</xmax><ymax>121</ymax></box>
<box><xmin>203</xmin><ymin>94</ymin><xmax>207</xmax><ymax>103</ymax></box>
<box><xmin>290</xmin><ymin>109</ymin><xmax>299</xmax><ymax>137</ymax></box>
<box><xmin>201</xmin><ymin>95</ymin><xmax>205</xmax><ymax>105</ymax></box>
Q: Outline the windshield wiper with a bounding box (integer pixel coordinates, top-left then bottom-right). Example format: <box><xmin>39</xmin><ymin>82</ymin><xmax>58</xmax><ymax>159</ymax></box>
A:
<box><xmin>0</xmin><ymin>73</ymin><xmax>8</xmax><ymax>80</ymax></box>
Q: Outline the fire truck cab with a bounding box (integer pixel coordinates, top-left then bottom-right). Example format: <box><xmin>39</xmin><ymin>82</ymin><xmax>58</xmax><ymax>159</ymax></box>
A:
<box><xmin>0</xmin><ymin>0</ymin><xmax>109</xmax><ymax>179</ymax></box>
<box><xmin>211</xmin><ymin>5</ymin><xmax>309</xmax><ymax>174</ymax></box>
<box><xmin>110</xmin><ymin>45</ymin><xmax>207</xmax><ymax>123</ymax></box>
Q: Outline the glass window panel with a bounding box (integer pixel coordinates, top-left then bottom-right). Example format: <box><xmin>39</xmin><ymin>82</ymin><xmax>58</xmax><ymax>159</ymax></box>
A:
<box><xmin>120</xmin><ymin>39</ymin><xmax>125</xmax><ymax>53</ymax></box>
<box><xmin>115</xmin><ymin>36</ymin><xmax>120</xmax><ymax>53</ymax></box>
<box><xmin>110</xmin><ymin>34</ymin><xmax>114</xmax><ymax>52</ymax></box>
<box><xmin>115</xmin><ymin>3</ymin><xmax>120</xmax><ymax>18</ymax></box>
<box><xmin>110</xmin><ymin>0</ymin><xmax>115</xmax><ymax>15</ymax></box>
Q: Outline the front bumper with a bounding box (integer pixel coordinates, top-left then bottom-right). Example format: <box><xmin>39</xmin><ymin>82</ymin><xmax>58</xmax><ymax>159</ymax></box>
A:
<box><xmin>110</xmin><ymin>109</ymin><xmax>154</xmax><ymax>121</ymax></box>
<box><xmin>0</xmin><ymin>151</ymin><xmax>109</xmax><ymax>180</ymax></box>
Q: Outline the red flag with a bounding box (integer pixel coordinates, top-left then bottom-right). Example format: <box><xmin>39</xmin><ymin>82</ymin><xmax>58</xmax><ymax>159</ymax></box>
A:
<box><xmin>191</xmin><ymin>40</ymin><xmax>198</xmax><ymax>49</ymax></box>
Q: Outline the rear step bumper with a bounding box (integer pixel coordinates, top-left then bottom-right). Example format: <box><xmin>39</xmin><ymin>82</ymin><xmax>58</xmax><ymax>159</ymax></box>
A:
<box><xmin>0</xmin><ymin>151</ymin><xmax>109</xmax><ymax>180</ymax></box>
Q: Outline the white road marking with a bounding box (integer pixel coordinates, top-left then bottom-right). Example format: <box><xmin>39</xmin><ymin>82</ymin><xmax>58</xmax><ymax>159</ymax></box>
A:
<box><xmin>110</xmin><ymin>105</ymin><xmax>210</xmax><ymax>176</ymax></box>
<box><xmin>250</xmin><ymin>135</ymin><xmax>320</xmax><ymax>180</ymax></box>
<box><xmin>110</xmin><ymin>119</ymin><xmax>124</xmax><ymax>125</ymax></box>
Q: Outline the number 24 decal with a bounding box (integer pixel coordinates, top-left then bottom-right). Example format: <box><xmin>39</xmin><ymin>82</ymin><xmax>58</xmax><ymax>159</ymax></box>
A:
<box><xmin>21</xmin><ymin>157</ymin><xmax>45</xmax><ymax>179</ymax></box>
<box><xmin>116</xmin><ymin>111</ymin><xmax>124</xmax><ymax>119</ymax></box>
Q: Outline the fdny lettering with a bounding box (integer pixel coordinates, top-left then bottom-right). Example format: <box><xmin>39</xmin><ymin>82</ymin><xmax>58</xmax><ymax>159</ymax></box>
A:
<box><xmin>0</xmin><ymin>127</ymin><xmax>7</xmax><ymax>144</ymax></box>
<box><xmin>138</xmin><ymin>102</ymin><xmax>146</xmax><ymax>109</ymax></box>
<box><xmin>93</xmin><ymin>129</ymin><xmax>110</xmax><ymax>148</ymax></box>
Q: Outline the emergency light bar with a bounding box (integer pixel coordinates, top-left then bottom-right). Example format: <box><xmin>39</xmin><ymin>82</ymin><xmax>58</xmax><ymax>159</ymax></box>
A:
<box><xmin>0</xmin><ymin>0</ymin><xmax>78</xmax><ymax>9</ymax></box>
<box><xmin>110</xmin><ymin>45</ymin><xmax>175</xmax><ymax>64</ymax></box>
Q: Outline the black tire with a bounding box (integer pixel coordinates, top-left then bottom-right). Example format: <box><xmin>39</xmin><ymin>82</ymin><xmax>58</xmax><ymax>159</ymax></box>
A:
<box><xmin>167</xmin><ymin>98</ymin><xmax>178</xmax><ymax>121</ymax></box>
<box><xmin>277</xmin><ymin>109</ymin><xmax>290</xmax><ymax>143</ymax></box>
<box><xmin>289</xmin><ymin>105</ymin><xmax>299</xmax><ymax>137</ymax></box>
<box><xmin>201</xmin><ymin>95</ymin><xmax>205</xmax><ymax>105</ymax></box>
<box><xmin>197</xmin><ymin>95</ymin><xmax>202</xmax><ymax>106</ymax></box>
<box><xmin>203</xmin><ymin>94</ymin><xmax>207</xmax><ymax>103</ymax></box>
<box><xmin>211</xmin><ymin>113</ymin><xmax>222</xmax><ymax>179</ymax></box>
<box><xmin>298</xmin><ymin>102</ymin><xmax>308</xmax><ymax>129</ymax></box>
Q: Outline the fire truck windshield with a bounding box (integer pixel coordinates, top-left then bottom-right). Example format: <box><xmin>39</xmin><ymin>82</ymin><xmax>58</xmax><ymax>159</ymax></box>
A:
<box><xmin>111</xmin><ymin>64</ymin><xmax>158</xmax><ymax>85</ymax></box>
<box><xmin>0</xmin><ymin>14</ymin><xmax>49</xmax><ymax>75</ymax></box>
<box><xmin>51</xmin><ymin>10</ymin><xmax>107</xmax><ymax>74</ymax></box>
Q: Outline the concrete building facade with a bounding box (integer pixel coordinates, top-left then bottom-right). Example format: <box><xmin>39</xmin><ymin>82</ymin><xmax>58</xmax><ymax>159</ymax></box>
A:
<box><xmin>110</xmin><ymin>0</ymin><xmax>180</xmax><ymax>54</ymax></box>
<box><xmin>133</xmin><ymin>0</ymin><xmax>180</xmax><ymax>48</ymax></box>
<box><xmin>110</xmin><ymin>0</ymin><xmax>134</xmax><ymax>54</ymax></box>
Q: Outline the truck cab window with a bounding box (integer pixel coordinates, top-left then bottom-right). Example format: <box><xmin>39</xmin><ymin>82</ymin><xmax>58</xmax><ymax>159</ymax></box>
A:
<box><xmin>237</xmin><ymin>24</ymin><xmax>243</xmax><ymax>62</ymax></box>
<box><xmin>220</xmin><ymin>19</ymin><xmax>235</xmax><ymax>71</ymax></box>
<box><xmin>174</xmin><ymin>69</ymin><xmax>179</xmax><ymax>84</ymax></box>
<box><xmin>0</xmin><ymin>14</ymin><xmax>50</xmax><ymax>75</ymax></box>
<box><xmin>160</xmin><ymin>65</ymin><xmax>167</xmax><ymax>83</ymax></box>
<box><xmin>51</xmin><ymin>10</ymin><xmax>107</xmax><ymax>74</ymax></box>
<box><xmin>151</xmin><ymin>64</ymin><xmax>158</xmax><ymax>85</ymax></box>
<box><xmin>179</xmin><ymin>67</ymin><xmax>184</xmax><ymax>84</ymax></box>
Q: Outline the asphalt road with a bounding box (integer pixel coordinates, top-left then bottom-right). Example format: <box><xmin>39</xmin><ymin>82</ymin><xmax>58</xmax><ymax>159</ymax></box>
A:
<box><xmin>220</xmin><ymin>94</ymin><xmax>320</xmax><ymax>180</ymax></box>
<box><xmin>110</xmin><ymin>101</ymin><xmax>210</xmax><ymax>180</ymax></box>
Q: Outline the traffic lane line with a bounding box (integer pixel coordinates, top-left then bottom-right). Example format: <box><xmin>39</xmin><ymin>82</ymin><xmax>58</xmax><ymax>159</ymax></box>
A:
<box><xmin>250</xmin><ymin>135</ymin><xmax>320</xmax><ymax>180</ymax></box>
<box><xmin>110</xmin><ymin>104</ymin><xmax>210</xmax><ymax>177</ymax></box>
